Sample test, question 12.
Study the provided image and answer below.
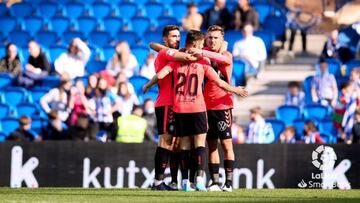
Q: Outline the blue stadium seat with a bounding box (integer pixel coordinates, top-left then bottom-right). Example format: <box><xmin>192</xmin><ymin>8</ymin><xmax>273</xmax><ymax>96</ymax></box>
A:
<box><xmin>303</xmin><ymin>76</ymin><xmax>313</xmax><ymax>105</ymax></box>
<box><xmin>103</xmin><ymin>16</ymin><xmax>123</xmax><ymax>37</ymax></box>
<box><xmin>1</xmin><ymin>117</ymin><xmax>19</xmax><ymax>136</ymax></box>
<box><xmin>49</xmin><ymin>45</ymin><xmax>67</xmax><ymax>63</ymax></box>
<box><xmin>265</xmin><ymin>118</ymin><xmax>285</xmax><ymax>142</ymax></box>
<box><xmin>10</xmin><ymin>2</ymin><xmax>33</xmax><ymax>18</ymax></box>
<box><xmin>304</xmin><ymin>104</ymin><xmax>328</xmax><ymax>120</ymax></box>
<box><xmin>118</xmin><ymin>2</ymin><xmax>138</xmax><ymax>20</ymax></box>
<box><xmin>293</xmin><ymin>119</ymin><xmax>305</xmax><ymax>140</ymax></box>
<box><xmin>38</xmin><ymin>1</ymin><xmax>59</xmax><ymax>19</ymax></box>
<box><xmin>0</xmin><ymin>3</ymin><xmax>7</xmax><ymax>16</ymax></box>
<box><xmin>102</xmin><ymin>45</ymin><xmax>115</xmax><ymax>61</ymax></box>
<box><xmin>77</xmin><ymin>16</ymin><xmax>97</xmax><ymax>36</ymax></box>
<box><xmin>1</xmin><ymin>87</ymin><xmax>28</xmax><ymax>106</ymax></box>
<box><xmin>31</xmin><ymin>117</ymin><xmax>48</xmax><ymax>134</ymax></box>
<box><xmin>131</xmin><ymin>16</ymin><xmax>151</xmax><ymax>36</ymax></box>
<box><xmin>253</xmin><ymin>3</ymin><xmax>272</xmax><ymax>24</ymax></box>
<box><xmin>65</xmin><ymin>2</ymin><xmax>85</xmax><ymax>19</ymax></box>
<box><xmin>29</xmin><ymin>87</ymin><xmax>50</xmax><ymax>104</ymax></box>
<box><xmin>129</xmin><ymin>76</ymin><xmax>150</xmax><ymax>95</ymax></box>
<box><xmin>170</xmin><ymin>2</ymin><xmax>187</xmax><ymax>22</ymax></box>
<box><xmin>318</xmin><ymin>119</ymin><xmax>336</xmax><ymax>136</ymax></box>
<box><xmin>0</xmin><ymin>16</ymin><xmax>17</xmax><ymax>36</ymax></box>
<box><xmin>131</xmin><ymin>45</ymin><xmax>149</xmax><ymax>65</ymax></box>
<box><xmin>320</xmin><ymin>132</ymin><xmax>333</xmax><ymax>144</ymax></box>
<box><xmin>254</xmin><ymin>30</ymin><xmax>275</xmax><ymax>53</ymax></box>
<box><xmin>35</xmin><ymin>31</ymin><xmax>58</xmax><ymax>47</ymax></box>
<box><xmin>23</xmin><ymin>16</ymin><xmax>43</xmax><ymax>37</ymax></box>
<box><xmin>0</xmin><ymin>132</ymin><xmax>6</xmax><ymax>142</ymax></box>
<box><xmin>0</xmin><ymin>103</ymin><xmax>11</xmax><ymax>119</ymax></box>
<box><xmin>8</xmin><ymin>31</ymin><xmax>31</xmax><ymax>47</ymax></box>
<box><xmin>323</xmin><ymin>58</ymin><xmax>342</xmax><ymax>78</ymax></box>
<box><xmin>116</xmin><ymin>31</ymin><xmax>138</xmax><ymax>46</ymax></box>
<box><xmin>89</xmin><ymin>31</ymin><xmax>111</xmax><ymax>48</ymax></box>
<box><xmin>92</xmin><ymin>2</ymin><xmax>111</xmax><ymax>19</ymax></box>
<box><xmin>50</xmin><ymin>16</ymin><xmax>70</xmax><ymax>37</ymax></box>
<box><xmin>41</xmin><ymin>75</ymin><xmax>61</xmax><ymax>88</ymax></box>
<box><xmin>157</xmin><ymin>16</ymin><xmax>178</xmax><ymax>29</ymax></box>
<box><xmin>0</xmin><ymin>73</ymin><xmax>13</xmax><ymax>89</ymax></box>
<box><xmin>226</xmin><ymin>1</ymin><xmax>237</xmax><ymax>12</ymax></box>
<box><xmin>16</xmin><ymin>103</ymin><xmax>39</xmax><ymax>117</ymax></box>
<box><xmin>20</xmin><ymin>47</ymin><xmax>30</xmax><ymax>63</ymax></box>
<box><xmin>232</xmin><ymin>59</ymin><xmax>246</xmax><ymax>86</ymax></box>
<box><xmin>142</xmin><ymin>30</ymin><xmax>162</xmax><ymax>44</ymax></box>
<box><xmin>86</xmin><ymin>60</ymin><xmax>106</xmax><ymax>74</ymax></box>
<box><xmin>142</xmin><ymin>89</ymin><xmax>158</xmax><ymax>103</ymax></box>
<box><xmin>262</xmin><ymin>16</ymin><xmax>286</xmax><ymax>41</ymax></box>
<box><xmin>198</xmin><ymin>1</ymin><xmax>212</xmax><ymax>13</ymax></box>
<box><xmin>225</xmin><ymin>30</ymin><xmax>243</xmax><ymax>52</ymax></box>
<box><xmin>144</xmin><ymin>2</ymin><xmax>164</xmax><ymax>20</ymax></box>
<box><xmin>275</xmin><ymin>105</ymin><xmax>301</xmax><ymax>126</ymax></box>
<box><xmin>63</xmin><ymin>31</ymin><xmax>85</xmax><ymax>44</ymax></box>
<box><xmin>345</xmin><ymin>59</ymin><xmax>360</xmax><ymax>77</ymax></box>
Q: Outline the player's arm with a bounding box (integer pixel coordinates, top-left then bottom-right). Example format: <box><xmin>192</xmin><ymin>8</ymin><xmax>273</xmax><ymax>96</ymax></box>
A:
<box><xmin>205</xmin><ymin>65</ymin><xmax>248</xmax><ymax>97</ymax></box>
<box><xmin>189</xmin><ymin>48</ymin><xmax>231</xmax><ymax>65</ymax></box>
<box><xmin>142</xmin><ymin>65</ymin><xmax>173</xmax><ymax>93</ymax></box>
<box><xmin>149</xmin><ymin>42</ymin><xmax>201</xmax><ymax>62</ymax></box>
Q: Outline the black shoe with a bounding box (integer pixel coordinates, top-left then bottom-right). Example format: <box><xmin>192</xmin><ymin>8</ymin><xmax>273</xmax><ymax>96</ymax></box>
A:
<box><xmin>151</xmin><ymin>182</ymin><xmax>169</xmax><ymax>191</ymax></box>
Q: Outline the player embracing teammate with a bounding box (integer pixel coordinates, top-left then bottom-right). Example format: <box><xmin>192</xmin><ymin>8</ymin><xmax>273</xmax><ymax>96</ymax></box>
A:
<box><xmin>144</xmin><ymin>27</ymin><xmax>248</xmax><ymax>192</ymax></box>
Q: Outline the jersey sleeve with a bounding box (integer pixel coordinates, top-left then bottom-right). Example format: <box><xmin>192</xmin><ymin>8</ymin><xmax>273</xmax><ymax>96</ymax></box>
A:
<box><xmin>159</xmin><ymin>49</ymin><xmax>177</xmax><ymax>61</ymax></box>
<box><xmin>202</xmin><ymin>50</ymin><xmax>231</xmax><ymax>65</ymax></box>
<box><xmin>204</xmin><ymin>64</ymin><xmax>220</xmax><ymax>81</ymax></box>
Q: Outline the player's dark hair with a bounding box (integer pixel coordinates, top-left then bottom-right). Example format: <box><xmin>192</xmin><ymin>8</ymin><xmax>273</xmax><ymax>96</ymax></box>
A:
<box><xmin>207</xmin><ymin>25</ymin><xmax>224</xmax><ymax>36</ymax></box>
<box><xmin>288</xmin><ymin>81</ymin><xmax>300</xmax><ymax>89</ymax></box>
<box><xmin>185</xmin><ymin>30</ymin><xmax>205</xmax><ymax>45</ymax></box>
<box><xmin>162</xmin><ymin>25</ymin><xmax>180</xmax><ymax>37</ymax></box>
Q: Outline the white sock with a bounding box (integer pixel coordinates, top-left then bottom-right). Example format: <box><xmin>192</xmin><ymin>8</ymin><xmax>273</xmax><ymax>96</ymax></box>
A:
<box><xmin>154</xmin><ymin>179</ymin><xmax>163</xmax><ymax>186</ymax></box>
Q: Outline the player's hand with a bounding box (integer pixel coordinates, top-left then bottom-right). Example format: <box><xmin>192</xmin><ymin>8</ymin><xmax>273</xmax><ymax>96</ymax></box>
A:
<box><xmin>235</xmin><ymin>86</ymin><xmax>248</xmax><ymax>97</ymax></box>
<box><xmin>142</xmin><ymin>84</ymin><xmax>149</xmax><ymax>93</ymax></box>
<box><xmin>188</xmin><ymin>48</ymin><xmax>203</xmax><ymax>58</ymax></box>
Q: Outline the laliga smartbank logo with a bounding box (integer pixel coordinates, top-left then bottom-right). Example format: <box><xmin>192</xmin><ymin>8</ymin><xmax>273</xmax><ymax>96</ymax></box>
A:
<box><xmin>298</xmin><ymin>145</ymin><xmax>351</xmax><ymax>189</ymax></box>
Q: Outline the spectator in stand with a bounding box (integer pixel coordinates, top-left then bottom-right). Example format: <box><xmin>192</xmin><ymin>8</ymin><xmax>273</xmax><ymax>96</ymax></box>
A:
<box><xmin>7</xmin><ymin>116</ymin><xmax>41</xmax><ymax>142</ymax></box>
<box><xmin>85</xmin><ymin>73</ymin><xmax>98</xmax><ymax>98</ymax></box>
<box><xmin>284</xmin><ymin>81</ymin><xmax>305</xmax><ymax>109</ymax></box>
<box><xmin>89</xmin><ymin>77</ymin><xmax>121</xmax><ymax>141</ymax></box>
<box><xmin>18</xmin><ymin>40</ymin><xmax>50</xmax><ymax>88</ymax></box>
<box><xmin>182</xmin><ymin>2</ymin><xmax>203</xmax><ymax>31</ymax></box>
<box><xmin>302</xmin><ymin>121</ymin><xmax>324</xmax><ymax>144</ymax></box>
<box><xmin>232</xmin><ymin>117</ymin><xmax>246</xmax><ymax>144</ymax></box>
<box><xmin>54</xmin><ymin>38</ymin><xmax>91</xmax><ymax>79</ymax></box>
<box><xmin>320</xmin><ymin>29</ymin><xmax>354</xmax><ymax>63</ymax></box>
<box><xmin>117</xmin><ymin>82</ymin><xmax>139</xmax><ymax>116</ymax></box>
<box><xmin>279</xmin><ymin>126</ymin><xmax>296</xmax><ymax>144</ymax></box>
<box><xmin>67</xmin><ymin>113</ymin><xmax>96</xmax><ymax>141</ymax></box>
<box><xmin>40</xmin><ymin>73</ymin><xmax>72</xmax><ymax>122</ymax></box>
<box><xmin>351</xmin><ymin>109</ymin><xmax>360</xmax><ymax>144</ymax></box>
<box><xmin>246</xmin><ymin>106</ymin><xmax>275</xmax><ymax>144</ymax></box>
<box><xmin>350</xmin><ymin>69</ymin><xmax>360</xmax><ymax>96</ymax></box>
<box><xmin>106</xmin><ymin>41</ymin><xmax>138</xmax><ymax>78</ymax></box>
<box><xmin>0</xmin><ymin>43</ymin><xmax>21</xmax><ymax>77</ymax></box>
<box><xmin>201</xmin><ymin>0</ymin><xmax>233</xmax><ymax>30</ymax></box>
<box><xmin>333</xmin><ymin>81</ymin><xmax>356</xmax><ymax>144</ymax></box>
<box><xmin>142</xmin><ymin>98</ymin><xmax>157</xmax><ymax>142</ymax></box>
<box><xmin>116</xmin><ymin>105</ymin><xmax>147</xmax><ymax>143</ymax></box>
<box><xmin>112</xmin><ymin>71</ymin><xmax>135</xmax><ymax>95</ymax></box>
<box><xmin>311</xmin><ymin>60</ymin><xmax>338</xmax><ymax>107</ymax></box>
<box><xmin>233</xmin><ymin>0</ymin><xmax>259</xmax><ymax>30</ymax></box>
<box><xmin>44</xmin><ymin>110</ymin><xmax>68</xmax><ymax>140</ymax></box>
<box><xmin>140</xmin><ymin>53</ymin><xmax>156</xmax><ymax>80</ymax></box>
<box><xmin>68</xmin><ymin>79</ymin><xmax>91</xmax><ymax>126</ymax></box>
<box><xmin>232</xmin><ymin>24</ymin><xmax>267</xmax><ymax>78</ymax></box>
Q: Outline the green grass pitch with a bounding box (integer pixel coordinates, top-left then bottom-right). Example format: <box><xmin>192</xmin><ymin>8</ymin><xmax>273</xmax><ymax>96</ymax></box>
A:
<box><xmin>0</xmin><ymin>188</ymin><xmax>359</xmax><ymax>203</ymax></box>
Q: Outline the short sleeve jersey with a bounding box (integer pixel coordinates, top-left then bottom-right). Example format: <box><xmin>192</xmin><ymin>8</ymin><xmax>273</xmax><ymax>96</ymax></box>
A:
<box><xmin>168</xmin><ymin>58</ymin><xmax>220</xmax><ymax>113</ymax></box>
<box><xmin>203</xmin><ymin>50</ymin><xmax>233</xmax><ymax>110</ymax></box>
<box><xmin>154</xmin><ymin>49</ymin><xmax>176</xmax><ymax>107</ymax></box>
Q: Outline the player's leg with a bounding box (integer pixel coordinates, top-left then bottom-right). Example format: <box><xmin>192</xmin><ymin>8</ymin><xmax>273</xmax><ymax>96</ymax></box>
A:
<box><xmin>169</xmin><ymin>137</ymin><xmax>180</xmax><ymax>190</ymax></box>
<box><xmin>179</xmin><ymin>136</ymin><xmax>192</xmax><ymax>191</ymax></box>
<box><xmin>207</xmin><ymin>138</ymin><xmax>222</xmax><ymax>191</ymax></box>
<box><xmin>153</xmin><ymin>106</ymin><xmax>173</xmax><ymax>190</ymax></box>
<box><xmin>189</xmin><ymin>138</ymin><xmax>196</xmax><ymax>187</ymax></box>
<box><xmin>220</xmin><ymin>138</ymin><xmax>235</xmax><ymax>192</ymax></box>
<box><xmin>193</xmin><ymin>133</ymin><xmax>207</xmax><ymax>191</ymax></box>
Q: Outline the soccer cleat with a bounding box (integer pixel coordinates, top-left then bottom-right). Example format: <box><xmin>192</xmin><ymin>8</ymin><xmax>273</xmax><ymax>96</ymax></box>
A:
<box><xmin>151</xmin><ymin>182</ymin><xmax>170</xmax><ymax>191</ymax></box>
<box><xmin>167</xmin><ymin>182</ymin><xmax>179</xmax><ymax>191</ymax></box>
<box><xmin>182</xmin><ymin>180</ymin><xmax>193</xmax><ymax>192</ymax></box>
<box><xmin>222</xmin><ymin>184</ymin><xmax>233</xmax><ymax>192</ymax></box>
<box><xmin>207</xmin><ymin>183</ymin><xmax>222</xmax><ymax>192</ymax></box>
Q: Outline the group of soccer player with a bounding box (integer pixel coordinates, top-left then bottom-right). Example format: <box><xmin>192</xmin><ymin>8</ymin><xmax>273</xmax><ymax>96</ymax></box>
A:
<box><xmin>142</xmin><ymin>25</ymin><xmax>248</xmax><ymax>192</ymax></box>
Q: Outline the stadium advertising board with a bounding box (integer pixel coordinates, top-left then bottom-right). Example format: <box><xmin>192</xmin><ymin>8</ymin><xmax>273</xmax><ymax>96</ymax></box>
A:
<box><xmin>0</xmin><ymin>142</ymin><xmax>359</xmax><ymax>189</ymax></box>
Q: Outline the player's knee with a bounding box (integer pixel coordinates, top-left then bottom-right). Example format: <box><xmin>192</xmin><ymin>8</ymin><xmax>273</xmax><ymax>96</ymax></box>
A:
<box><xmin>158</xmin><ymin>134</ymin><xmax>173</xmax><ymax>149</ymax></box>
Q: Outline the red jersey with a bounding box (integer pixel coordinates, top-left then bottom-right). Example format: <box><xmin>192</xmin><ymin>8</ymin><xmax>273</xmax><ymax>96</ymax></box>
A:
<box><xmin>167</xmin><ymin>58</ymin><xmax>220</xmax><ymax>113</ymax></box>
<box><xmin>203</xmin><ymin>49</ymin><xmax>233</xmax><ymax>110</ymax></box>
<box><xmin>154</xmin><ymin>49</ymin><xmax>176</xmax><ymax>107</ymax></box>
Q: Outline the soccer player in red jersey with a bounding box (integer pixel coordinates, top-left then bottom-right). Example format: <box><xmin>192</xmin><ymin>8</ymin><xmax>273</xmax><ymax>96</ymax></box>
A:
<box><xmin>144</xmin><ymin>30</ymin><xmax>248</xmax><ymax>192</ymax></box>
<box><xmin>151</xmin><ymin>25</ymin><xmax>200</xmax><ymax>191</ymax></box>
